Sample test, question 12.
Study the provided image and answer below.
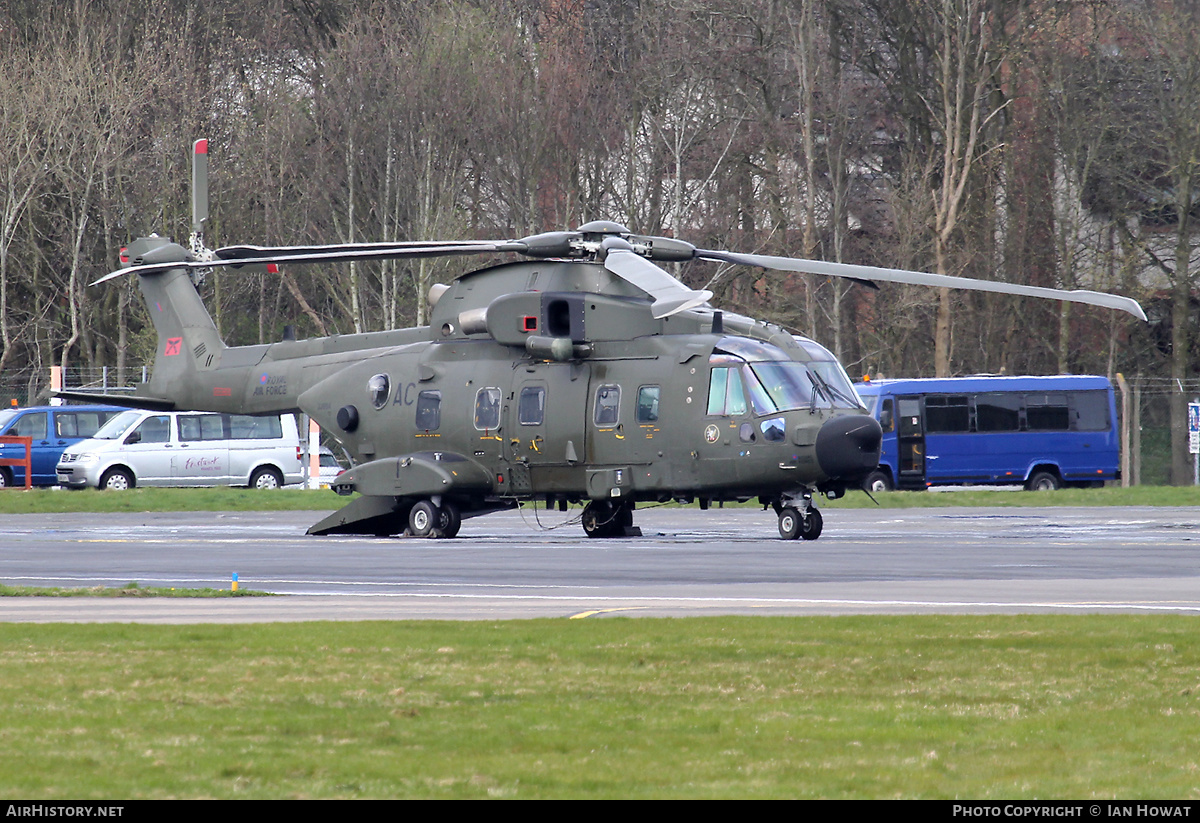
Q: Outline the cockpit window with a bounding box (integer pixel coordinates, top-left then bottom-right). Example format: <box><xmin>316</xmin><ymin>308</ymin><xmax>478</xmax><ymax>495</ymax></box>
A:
<box><xmin>710</xmin><ymin>337</ymin><xmax>863</xmax><ymax>413</ymax></box>
<box><xmin>707</xmin><ymin>367</ymin><xmax>748</xmax><ymax>416</ymax></box>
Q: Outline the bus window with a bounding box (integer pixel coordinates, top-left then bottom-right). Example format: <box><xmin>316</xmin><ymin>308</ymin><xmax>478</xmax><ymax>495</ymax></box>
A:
<box><xmin>975</xmin><ymin>393</ymin><xmax>1020</xmax><ymax>432</ymax></box>
<box><xmin>925</xmin><ymin>395</ymin><xmax>969</xmax><ymax>433</ymax></box>
<box><xmin>1026</xmin><ymin>393</ymin><xmax>1069</xmax><ymax>431</ymax></box>
<box><xmin>879</xmin><ymin>398</ymin><xmax>894</xmax><ymax>433</ymax></box>
<box><xmin>1072</xmin><ymin>391</ymin><xmax>1110</xmax><ymax>431</ymax></box>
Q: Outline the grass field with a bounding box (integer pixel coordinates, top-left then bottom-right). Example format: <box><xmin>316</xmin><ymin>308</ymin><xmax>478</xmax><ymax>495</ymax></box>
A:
<box><xmin>2</xmin><ymin>487</ymin><xmax>1198</xmax><ymax>798</ymax></box>
<box><xmin>0</xmin><ymin>616</ymin><xmax>1196</xmax><ymax>799</ymax></box>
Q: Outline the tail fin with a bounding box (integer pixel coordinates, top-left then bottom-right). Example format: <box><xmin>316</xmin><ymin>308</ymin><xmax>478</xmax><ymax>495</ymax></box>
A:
<box><xmin>126</xmin><ymin>236</ymin><xmax>227</xmax><ymax>407</ymax></box>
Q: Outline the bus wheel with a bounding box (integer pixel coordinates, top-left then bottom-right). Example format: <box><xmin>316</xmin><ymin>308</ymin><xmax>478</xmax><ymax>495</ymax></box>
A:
<box><xmin>1026</xmin><ymin>471</ymin><xmax>1061</xmax><ymax>491</ymax></box>
<box><xmin>863</xmin><ymin>470</ymin><xmax>893</xmax><ymax>493</ymax></box>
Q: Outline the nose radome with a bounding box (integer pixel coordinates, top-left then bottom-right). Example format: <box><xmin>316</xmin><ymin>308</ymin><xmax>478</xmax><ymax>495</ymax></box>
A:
<box><xmin>815</xmin><ymin>414</ymin><xmax>883</xmax><ymax>482</ymax></box>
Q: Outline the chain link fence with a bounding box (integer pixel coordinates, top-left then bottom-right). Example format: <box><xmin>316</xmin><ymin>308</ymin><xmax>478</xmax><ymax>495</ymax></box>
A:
<box><xmin>0</xmin><ymin>366</ymin><xmax>148</xmax><ymax>410</ymax></box>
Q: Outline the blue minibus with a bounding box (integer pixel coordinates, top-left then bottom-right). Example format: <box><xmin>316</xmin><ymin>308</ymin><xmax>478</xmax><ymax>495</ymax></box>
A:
<box><xmin>853</xmin><ymin>375</ymin><xmax>1119</xmax><ymax>491</ymax></box>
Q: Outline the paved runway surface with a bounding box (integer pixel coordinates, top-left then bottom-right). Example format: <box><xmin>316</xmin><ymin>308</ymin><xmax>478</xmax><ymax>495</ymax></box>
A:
<box><xmin>0</xmin><ymin>505</ymin><xmax>1197</xmax><ymax>621</ymax></box>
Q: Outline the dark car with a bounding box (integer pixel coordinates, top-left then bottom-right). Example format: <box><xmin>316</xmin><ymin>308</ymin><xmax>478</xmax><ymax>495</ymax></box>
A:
<box><xmin>0</xmin><ymin>404</ymin><xmax>125</xmax><ymax>487</ymax></box>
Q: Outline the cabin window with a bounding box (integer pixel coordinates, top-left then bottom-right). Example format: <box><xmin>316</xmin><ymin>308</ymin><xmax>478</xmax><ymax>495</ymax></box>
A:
<box><xmin>369</xmin><ymin>373</ymin><xmax>391</xmax><ymax>409</ymax></box>
<box><xmin>415</xmin><ymin>391</ymin><xmax>442</xmax><ymax>430</ymax></box>
<box><xmin>707</xmin><ymin>367</ymin><xmax>747</xmax><ymax>416</ymax></box>
<box><xmin>474</xmin><ymin>387</ymin><xmax>502</xmax><ymax>430</ymax></box>
<box><xmin>636</xmin><ymin>386</ymin><xmax>660</xmax><ymax>423</ymax></box>
<box><xmin>518</xmin><ymin>386</ymin><xmax>545</xmax><ymax>426</ymax></box>
<box><xmin>594</xmin><ymin>385</ymin><xmax>621</xmax><ymax>426</ymax></box>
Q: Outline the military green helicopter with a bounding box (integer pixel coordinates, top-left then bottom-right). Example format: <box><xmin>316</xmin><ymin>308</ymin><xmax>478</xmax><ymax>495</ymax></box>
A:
<box><xmin>62</xmin><ymin>140</ymin><xmax>1146</xmax><ymax>540</ymax></box>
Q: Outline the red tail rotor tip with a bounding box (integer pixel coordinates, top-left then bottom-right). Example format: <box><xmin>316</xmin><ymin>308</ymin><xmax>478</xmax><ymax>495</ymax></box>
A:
<box><xmin>193</xmin><ymin>138</ymin><xmax>208</xmax><ymax>154</ymax></box>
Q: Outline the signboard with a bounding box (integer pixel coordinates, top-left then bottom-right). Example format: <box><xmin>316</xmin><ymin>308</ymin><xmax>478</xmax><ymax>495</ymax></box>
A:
<box><xmin>1189</xmin><ymin>402</ymin><xmax>1200</xmax><ymax>455</ymax></box>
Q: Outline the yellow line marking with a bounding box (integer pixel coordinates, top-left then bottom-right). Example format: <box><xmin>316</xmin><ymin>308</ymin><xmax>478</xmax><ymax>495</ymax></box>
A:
<box><xmin>569</xmin><ymin>607</ymin><xmax>646</xmax><ymax>619</ymax></box>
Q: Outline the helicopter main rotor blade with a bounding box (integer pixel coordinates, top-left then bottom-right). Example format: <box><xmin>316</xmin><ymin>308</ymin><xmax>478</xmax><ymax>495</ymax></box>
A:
<box><xmin>696</xmin><ymin>249</ymin><xmax>1148</xmax><ymax>322</ymax></box>
<box><xmin>93</xmin><ymin>240</ymin><xmax>517</xmax><ymax>285</ymax></box>
<box><xmin>601</xmin><ymin>237</ymin><xmax>713</xmax><ymax>318</ymax></box>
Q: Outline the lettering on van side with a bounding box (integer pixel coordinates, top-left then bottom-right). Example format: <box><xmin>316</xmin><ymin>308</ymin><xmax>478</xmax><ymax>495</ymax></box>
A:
<box><xmin>184</xmin><ymin>456</ymin><xmax>223</xmax><ymax>472</ymax></box>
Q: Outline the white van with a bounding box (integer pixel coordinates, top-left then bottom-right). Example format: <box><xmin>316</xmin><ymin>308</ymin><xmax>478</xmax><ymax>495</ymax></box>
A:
<box><xmin>56</xmin><ymin>410</ymin><xmax>302</xmax><ymax>490</ymax></box>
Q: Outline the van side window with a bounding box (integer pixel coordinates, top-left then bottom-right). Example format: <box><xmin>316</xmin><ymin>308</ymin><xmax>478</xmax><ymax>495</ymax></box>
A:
<box><xmin>594</xmin><ymin>385</ymin><xmax>620</xmax><ymax>426</ymax></box>
<box><xmin>56</xmin><ymin>411</ymin><xmax>112</xmax><ymax>438</ymax></box>
<box><xmin>135</xmin><ymin>416</ymin><xmax>171</xmax><ymax>444</ymax></box>
<box><xmin>636</xmin><ymin>386</ymin><xmax>660</xmax><ymax>423</ymax></box>
<box><xmin>179</xmin><ymin>414</ymin><xmax>223</xmax><ymax>441</ymax></box>
<box><xmin>474</xmin><ymin>388</ymin><xmax>502</xmax><ymax>430</ymax></box>
<box><xmin>9</xmin><ymin>412</ymin><xmax>46</xmax><ymax>439</ymax></box>
<box><xmin>415</xmin><ymin>391</ymin><xmax>442</xmax><ymax>430</ymax></box>
<box><xmin>230</xmin><ymin>415</ymin><xmax>283</xmax><ymax>439</ymax></box>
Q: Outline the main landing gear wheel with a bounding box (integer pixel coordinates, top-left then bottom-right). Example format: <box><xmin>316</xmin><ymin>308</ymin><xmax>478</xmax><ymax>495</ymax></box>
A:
<box><xmin>778</xmin><ymin>507</ymin><xmax>802</xmax><ymax>540</ymax></box>
<box><xmin>581</xmin><ymin>500</ymin><xmax>633</xmax><ymax>538</ymax></box>
<box><xmin>408</xmin><ymin>499</ymin><xmax>460</xmax><ymax>538</ymax></box>
<box><xmin>778</xmin><ymin>507</ymin><xmax>823</xmax><ymax>540</ymax></box>
<box><xmin>799</xmin><ymin>508</ymin><xmax>823</xmax><ymax>540</ymax></box>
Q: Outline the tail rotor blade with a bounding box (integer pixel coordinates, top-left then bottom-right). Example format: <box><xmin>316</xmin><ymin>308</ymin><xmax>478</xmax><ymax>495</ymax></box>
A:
<box><xmin>192</xmin><ymin>139</ymin><xmax>209</xmax><ymax>239</ymax></box>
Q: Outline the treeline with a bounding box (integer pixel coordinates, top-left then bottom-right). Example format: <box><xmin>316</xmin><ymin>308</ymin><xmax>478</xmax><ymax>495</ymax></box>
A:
<box><xmin>2</xmin><ymin>0</ymin><xmax>1198</xmax><ymax>471</ymax></box>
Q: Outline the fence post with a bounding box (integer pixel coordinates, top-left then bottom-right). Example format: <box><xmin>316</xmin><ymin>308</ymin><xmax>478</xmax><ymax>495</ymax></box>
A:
<box><xmin>49</xmin><ymin>366</ymin><xmax>62</xmax><ymax>406</ymax></box>
<box><xmin>1115</xmin><ymin>373</ymin><xmax>1130</xmax><ymax>488</ymax></box>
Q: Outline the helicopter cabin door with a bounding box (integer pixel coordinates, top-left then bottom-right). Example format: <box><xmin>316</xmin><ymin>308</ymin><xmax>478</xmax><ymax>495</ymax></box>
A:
<box><xmin>896</xmin><ymin>395</ymin><xmax>926</xmax><ymax>489</ymax></box>
<box><xmin>504</xmin><ymin>361</ymin><xmax>589</xmax><ymax>497</ymax></box>
<box><xmin>582</xmin><ymin>363</ymin><xmax>665</xmax><ymax>500</ymax></box>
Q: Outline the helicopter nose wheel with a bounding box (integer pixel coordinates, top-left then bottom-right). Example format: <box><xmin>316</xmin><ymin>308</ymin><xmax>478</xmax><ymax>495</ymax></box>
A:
<box><xmin>408</xmin><ymin>499</ymin><xmax>462</xmax><ymax>539</ymax></box>
<box><xmin>778</xmin><ymin>506</ymin><xmax>823</xmax><ymax>540</ymax></box>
